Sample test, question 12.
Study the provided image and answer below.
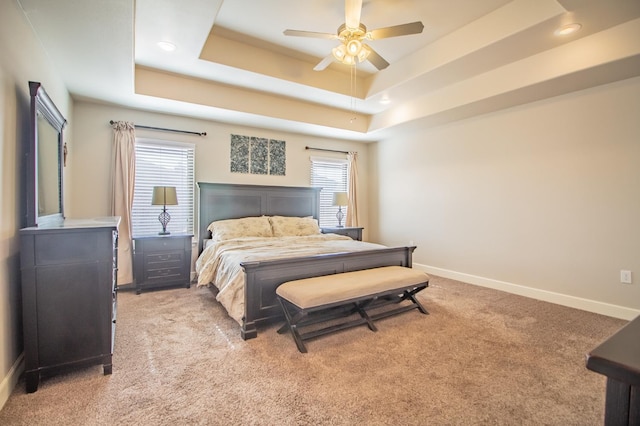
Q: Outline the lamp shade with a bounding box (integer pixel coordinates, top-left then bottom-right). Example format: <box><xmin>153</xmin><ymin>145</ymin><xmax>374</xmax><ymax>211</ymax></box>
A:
<box><xmin>151</xmin><ymin>186</ymin><xmax>178</xmax><ymax>206</ymax></box>
<box><xmin>332</xmin><ymin>192</ymin><xmax>349</xmax><ymax>207</ymax></box>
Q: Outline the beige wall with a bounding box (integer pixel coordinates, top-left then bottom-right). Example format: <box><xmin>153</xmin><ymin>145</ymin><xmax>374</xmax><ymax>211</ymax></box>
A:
<box><xmin>370</xmin><ymin>76</ymin><xmax>640</xmax><ymax>319</ymax></box>
<box><xmin>0</xmin><ymin>0</ymin><xmax>72</xmax><ymax>408</ymax></box>
<box><xmin>2</xmin><ymin>0</ymin><xmax>637</xmax><ymax>412</ymax></box>
<box><xmin>69</xmin><ymin>102</ymin><xmax>370</xmax><ymax>240</ymax></box>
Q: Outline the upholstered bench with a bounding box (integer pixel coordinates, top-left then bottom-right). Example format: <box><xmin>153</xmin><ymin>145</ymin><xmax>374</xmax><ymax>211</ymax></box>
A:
<box><xmin>276</xmin><ymin>266</ymin><xmax>430</xmax><ymax>353</ymax></box>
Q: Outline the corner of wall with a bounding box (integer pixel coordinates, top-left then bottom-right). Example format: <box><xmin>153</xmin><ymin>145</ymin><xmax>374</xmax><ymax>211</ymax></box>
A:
<box><xmin>0</xmin><ymin>353</ymin><xmax>23</xmax><ymax>410</ymax></box>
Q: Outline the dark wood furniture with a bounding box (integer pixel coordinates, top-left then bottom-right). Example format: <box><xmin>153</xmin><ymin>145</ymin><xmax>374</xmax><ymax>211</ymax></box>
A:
<box><xmin>20</xmin><ymin>217</ymin><xmax>119</xmax><ymax>393</ymax></box>
<box><xmin>586</xmin><ymin>315</ymin><xmax>640</xmax><ymax>426</ymax></box>
<box><xmin>197</xmin><ymin>182</ymin><xmax>416</xmax><ymax>340</ymax></box>
<box><xmin>321</xmin><ymin>226</ymin><xmax>363</xmax><ymax>241</ymax></box>
<box><xmin>133</xmin><ymin>234</ymin><xmax>192</xmax><ymax>294</ymax></box>
<box><xmin>276</xmin><ymin>266</ymin><xmax>429</xmax><ymax>353</ymax></box>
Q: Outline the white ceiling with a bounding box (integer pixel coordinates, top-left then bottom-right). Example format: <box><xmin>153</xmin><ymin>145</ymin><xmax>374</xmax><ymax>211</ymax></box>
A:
<box><xmin>17</xmin><ymin>0</ymin><xmax>640</xmax><ymax>141</ymax></box>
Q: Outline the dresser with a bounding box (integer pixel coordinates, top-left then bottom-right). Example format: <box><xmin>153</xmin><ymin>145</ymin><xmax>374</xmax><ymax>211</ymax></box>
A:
<box><xmin>20</xmin><ymin>217</ymin><xmax>120</xmax><ymax>393</ymax></box>
<box><xmin>321</xmin><ymin>226</ymin><xmax>364</xmax><ymax>241</ymax></box>
<box><xmin>133</xmin><ymin>234</ymin><xmax>192</xmax><ymax>294</ymax></box>
<box><xmin>586</xmin><ymin>315</ymin><xmax>640</xmax><ymax>425</ymax></box>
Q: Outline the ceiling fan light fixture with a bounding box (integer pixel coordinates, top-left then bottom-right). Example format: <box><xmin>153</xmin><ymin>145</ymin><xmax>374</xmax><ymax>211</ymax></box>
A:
<box><xmin>357</xmin><ymin>44</ymin><xmax>371</xmax><ymax>63</ymax></box>
<box><xmin>284</xmin><ymin>2</ymin><xmax>423</xmax><ymax>71</ymax></box>
<box><xmin>332</xmin><ymin>44</ymin><xmax>347</xmax><ymax>61</ymax></box>
<box><xmin>346</xmin><ymin>39</ymin><xmax>362</xmax><ymax>56</ymax></box>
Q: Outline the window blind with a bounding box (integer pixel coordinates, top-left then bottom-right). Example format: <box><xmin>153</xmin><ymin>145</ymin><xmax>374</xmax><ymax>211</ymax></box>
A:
<box><xmin>132</xmin><ymin>139</ymin><xmax>195</xmax><ymax>236</ymax></box>
<box><xmin>310</xmin><ymin>157</ymin><xmax>348</xmax><ymax>227</ymax></box>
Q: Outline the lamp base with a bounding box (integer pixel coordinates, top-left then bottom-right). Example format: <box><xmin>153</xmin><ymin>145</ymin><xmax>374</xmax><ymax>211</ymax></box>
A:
<box><xmin>336</xmin><ymin>206</ymin><xmax>345</xmax><ymax>228</ymax></box>
<box><xmin>158</xmin><ymin>208</ymin><xmax>171</xmax><ymax>236</ymax></box>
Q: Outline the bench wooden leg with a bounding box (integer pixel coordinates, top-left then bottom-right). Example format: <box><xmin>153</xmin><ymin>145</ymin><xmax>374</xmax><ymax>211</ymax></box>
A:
<box><xmin>355</xmin><ymin>302</ymin><xmax>377</xmax><ymax>332</ymax></box>
<box><xmin>277</xmin><ymin>310</ymin><xmax>306</xmax><ymax>335</ymax></box>
<box><xmin>403</xmin><ymin>286</ymin><xmax>429</xmax><ymax>314</ymax></box>
<box><xmin>369</xmin><ymin>284</ymin><xmax>429</xmax><ymax>321</ymax></box>
<box><xmin>277</xmin><ymin>297</ymin><xmax>309</xmax><ymax>353</ymax></box>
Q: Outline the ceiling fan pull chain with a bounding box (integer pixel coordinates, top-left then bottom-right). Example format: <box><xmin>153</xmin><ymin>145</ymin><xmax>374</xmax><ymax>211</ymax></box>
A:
<box><xmin>350</xmin><ymin>64</ymin><xmax>357</xmax><ymax>123</ymax></box>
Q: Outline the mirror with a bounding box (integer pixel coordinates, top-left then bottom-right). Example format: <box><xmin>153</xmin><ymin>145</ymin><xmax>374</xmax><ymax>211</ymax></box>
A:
<box><xmin>26</xmin><ymin>81</ymin><xmax>67</xmax><ymax>227</ymax></box>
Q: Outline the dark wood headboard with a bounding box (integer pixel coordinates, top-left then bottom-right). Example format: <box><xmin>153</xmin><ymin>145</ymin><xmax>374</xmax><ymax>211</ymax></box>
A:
<box><xmin>197</xmin><ymin>182</ymin><xmax>321</xmax><ymax>253</ymax></box>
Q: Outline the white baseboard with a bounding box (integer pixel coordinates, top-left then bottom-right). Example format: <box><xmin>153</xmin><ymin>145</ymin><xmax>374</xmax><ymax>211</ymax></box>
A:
<box><xmin>415</xmin><ymin>263</ymin><xmax>640</xmax><ymax>321</ymax></box>
<box><xmin>0</xmin><ymin>352</ymin><xmax>23</xmax><ymax>411</ymax></box>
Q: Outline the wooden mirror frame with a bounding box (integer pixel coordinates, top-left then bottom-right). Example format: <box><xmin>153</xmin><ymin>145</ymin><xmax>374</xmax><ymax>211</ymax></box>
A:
<box><xmin>26</xmin><ymin>81</ymin><xmax>67</xmax><ymax>227</ymax></box>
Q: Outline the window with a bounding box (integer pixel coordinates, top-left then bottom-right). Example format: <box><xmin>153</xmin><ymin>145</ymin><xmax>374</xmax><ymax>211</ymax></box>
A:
<box><xmin>132</xmin><ymin>139</ymin><xmax>195</xmax><ymax>236</ymax></box>
<box><xmin>310</xmin><ymin>157</ymin><xmax>348</xmax><ymax>227</ymax></box>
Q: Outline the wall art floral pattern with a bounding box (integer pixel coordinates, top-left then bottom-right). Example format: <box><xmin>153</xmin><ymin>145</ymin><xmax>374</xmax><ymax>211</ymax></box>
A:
<box><xmin>230</xmin><ymin>134</ymin><xmax>286</xmax><ymax>176</ymax></box>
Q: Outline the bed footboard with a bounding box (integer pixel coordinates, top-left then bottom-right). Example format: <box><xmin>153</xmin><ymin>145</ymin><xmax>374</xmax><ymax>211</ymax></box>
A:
<box><xmin>239</xmin><ymin>246</ymin><xmax>416</xmax><ymax>339</ymax></box>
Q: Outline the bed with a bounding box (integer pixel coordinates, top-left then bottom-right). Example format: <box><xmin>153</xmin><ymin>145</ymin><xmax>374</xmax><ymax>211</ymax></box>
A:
<box><xmin>196</xmin><ymin>182</ymin><xmax>416</xmax><ymax>340</ymax></box>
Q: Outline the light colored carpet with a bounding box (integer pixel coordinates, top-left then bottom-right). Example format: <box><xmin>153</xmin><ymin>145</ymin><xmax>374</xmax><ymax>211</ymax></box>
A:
<box><xmin>0</xmin><ymin>276</ymin><xmax>626</xmax><ymax>425</ymax></box>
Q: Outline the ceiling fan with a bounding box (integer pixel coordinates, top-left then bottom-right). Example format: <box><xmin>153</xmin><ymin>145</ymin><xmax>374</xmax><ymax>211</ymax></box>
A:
<box><xmin>283</xmin><ymin>0</ymin><xmax>424</xmax><ymax>71</ymax></box>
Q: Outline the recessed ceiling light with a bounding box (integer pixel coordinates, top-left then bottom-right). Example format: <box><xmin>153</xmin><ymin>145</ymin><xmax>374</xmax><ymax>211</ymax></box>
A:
<box><xmin>157</xmin><ymin>41</ymin><xmax>176</xmax><ymax>52</ymax></box>
<box><xmin>554</xmin><ymin>23</ymin><xmax>582</xmax><ymax>36</ymax></box>
<box><xmin>379</xmin><ymin>96</ymin><xmax>391</xmax><ymax>105</ymax></box>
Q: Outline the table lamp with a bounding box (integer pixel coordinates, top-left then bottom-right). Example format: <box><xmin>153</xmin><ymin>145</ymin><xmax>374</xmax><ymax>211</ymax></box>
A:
<box><xmin>332</xmin><ymin>192</ymin><xmax>348</xmax><ymax>228</ymax></box>
<box><xmin>151</xmin><ymin>186</ymin><xmax>178</xmax><ymax>235</ymax></box>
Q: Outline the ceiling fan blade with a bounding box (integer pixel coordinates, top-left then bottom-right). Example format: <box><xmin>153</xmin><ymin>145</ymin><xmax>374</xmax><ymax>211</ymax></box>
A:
<box><xmin>345</xmin><ymin>0</ymin><xmax>362</xmax><ymax>29</ymax></box>
<box><xmin>283</xmin><ymin>29</ymin><xmax>337</xmax><ymax>40</ymax></box>
<box><xmin>366</xmin><ymin>46</ymin><xmax>390</xmax><ymax>70</ymax></box>
<box><xmin>313</xmin><ymin>55</ymin><xmax>335</xmax><ymax>71</ymax></box>
<box><xmin>368</xmin><ymin>21</ymin><xmax>424</xmax><ymax>40</ymax></box>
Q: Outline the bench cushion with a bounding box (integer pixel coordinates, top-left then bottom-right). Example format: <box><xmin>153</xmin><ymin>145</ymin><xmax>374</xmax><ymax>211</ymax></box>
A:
<box><xmin>276</xmin><ymin>266</ymin><xmax>429</xmax><ymax>309</ymax></box>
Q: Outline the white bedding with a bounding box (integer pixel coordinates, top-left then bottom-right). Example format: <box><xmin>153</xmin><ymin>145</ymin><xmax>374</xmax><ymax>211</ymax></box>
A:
<box><xmin>195</xmin><ymin>233</ymin><xmax>386</xmax><ymax>323</ymax></box>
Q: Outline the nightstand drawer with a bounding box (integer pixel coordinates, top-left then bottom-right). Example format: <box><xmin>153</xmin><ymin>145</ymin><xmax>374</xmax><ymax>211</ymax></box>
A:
<box><xmin>144</xmin><ymin>238</ymin><xmax>186</xmax><ymax>251</ymax></box>
<box><xmin>144</xmin><ymin>252</ymin><xmax>183</xmax><ymax>265</ymax></box>
<box><xmin>146</xmin><ymin>266</ymin><xmax>183</xmax><ymax>280</ymax></box>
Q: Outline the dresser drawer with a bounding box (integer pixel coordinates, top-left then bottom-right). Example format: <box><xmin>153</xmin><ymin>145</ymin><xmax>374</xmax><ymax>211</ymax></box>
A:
<box><xmin>23</xmin><ymin>230</ymin><xmax>114</xmax><ymax>267</ymax></box>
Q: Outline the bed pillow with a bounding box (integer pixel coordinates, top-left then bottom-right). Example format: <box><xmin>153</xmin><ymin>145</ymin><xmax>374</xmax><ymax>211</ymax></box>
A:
<box><xmin>207</xmin><ymin>216</ymin><xmax>273</xmax><ymax>241</ymax></box>
<box><xmin>269</xmin><ymin>216</ymin><xmax>321</xmax><ymax>237</ymax></box>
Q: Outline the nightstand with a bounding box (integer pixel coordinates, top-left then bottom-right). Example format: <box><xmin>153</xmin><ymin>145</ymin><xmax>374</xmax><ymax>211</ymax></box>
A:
<box><xmin>321</xmin><ymin>226</ymin><xmax>364</xmax><ymax>241</ymax></box>
<box><xmin>133</xmin><ymin>234</ymin><xmax>192</xmax><ymax>294</ymax></box>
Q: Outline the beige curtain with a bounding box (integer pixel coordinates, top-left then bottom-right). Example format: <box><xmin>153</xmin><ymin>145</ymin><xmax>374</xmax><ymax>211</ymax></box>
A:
<box><xmin>346</xmin><ymin>151</ymin><xmax>359</xmax><ymax>227</ymax></box>
<box><xmin>111</xmin><ymin>121</ymin><xmax>136</xmax><ymax>285</ymax></box>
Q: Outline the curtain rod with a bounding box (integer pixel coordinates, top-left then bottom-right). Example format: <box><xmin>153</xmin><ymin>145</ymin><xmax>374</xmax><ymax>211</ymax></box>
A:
<box><xmin>305</xmin><ymin>146</ymin><xmax>355</xmax><ymax>155</ymax></box>
<box><xmin>109</xmin><ymin>120</ymin><xmax>206</xmax><ymax>136</ymax></box>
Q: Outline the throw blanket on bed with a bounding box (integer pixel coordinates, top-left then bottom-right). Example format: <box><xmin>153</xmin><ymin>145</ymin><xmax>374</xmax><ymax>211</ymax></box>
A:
<box><xmin>195</xmin><ymin>234</ymin><xmax>386</xmax><ymax>324</ymax></box>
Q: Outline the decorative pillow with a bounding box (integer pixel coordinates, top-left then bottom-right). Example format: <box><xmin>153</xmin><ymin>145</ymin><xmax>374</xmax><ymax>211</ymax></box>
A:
<box><xmin>269</xmin><ymin>216</ymin><xmax>320</xmax><ymax>237</ymax></box>
<box><xmin>207</xmin><ymin>216</ymin><xmax>273</xmax><ymax>241</ymax></box>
